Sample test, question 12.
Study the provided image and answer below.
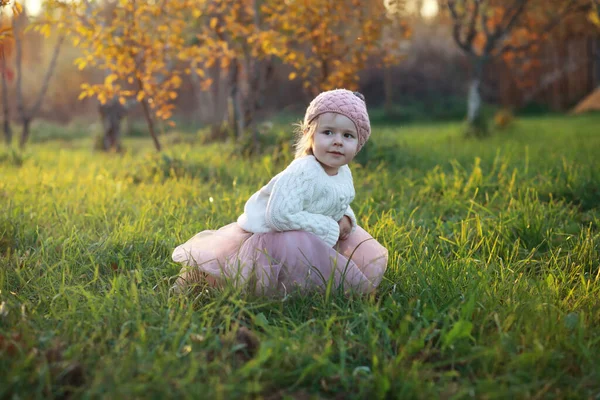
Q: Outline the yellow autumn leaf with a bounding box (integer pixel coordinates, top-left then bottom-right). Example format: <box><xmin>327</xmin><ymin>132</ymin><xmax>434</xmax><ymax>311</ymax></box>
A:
<box><xmin>200</xmin><ymin>78</ymin><xmax>213</xmax><ymax>91</ymax></box>
<box><xmin>40</xmin><ymin>24</ymin><xmax>51</xmax><ymax>38</ymax></box>
<box><xmin>589</xmin><ymin>10</ymin><xmax>600</xmax><ymax>27</ymax></box>
<box><xmin>210</xmin><ymin>17</ymin><xmax>218</xmax><ymax>29</ymax></box>
<box><xmin>0</xmin><ymin>26</ymin><xmax>13</xmax><ymax>39</ymax></box>
<box><xmin>288</xmin><ymin>72</ymin><xmax>297</xmax><ymax>80</ymax></box>
<box><xmin>105</xmin><ymin>73</ymin><xmax>118</xmax><ymax>86</ymax></box>
<box><xmin>220</xmin><ymin>57</ymin><xmax>230</xmax><ymax>69</ymax></box>
<box><xmin>171</xmin><ymin>75</ymin><xmax>182</xmax><ymax>87</ymax></box>
<box><xmin>12</xmin><ymin>2</ymin><xmax>23</xmax><ymax>16</ymax></box>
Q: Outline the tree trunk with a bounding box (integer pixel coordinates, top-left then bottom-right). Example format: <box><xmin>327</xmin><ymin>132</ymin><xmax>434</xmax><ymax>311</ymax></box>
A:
<box><xmin>13</xmin><ymin>13</ymin><xmax>65</xmax><ymax>149</ymax></box>
<box><xmin>99</xmin><ymin>99</ymin><xmax>126</xmax><ymax>152</ymax></box>
<box><xmin>595</xmin><ymin>38</ymin><xmax>600</xmax><ymax>86</ymax></box>
<box><xmin>230</xmin><ymin>59</ymin><xmax>244</xmax><ymax>140</ymax></box>
<box><xmin>249</xmin><ymin>66</ymin><xmax>261</xmax><ymax>155</ymax></box>
<box><xmin>467</xmin><ymin>78</ymin><xmax>482</xmax><ymax>124</ymax></box>
<box><xmin>189</xmin><ymin>59</ymin><xmax>204</xmax><ymax>125</ymax></box>
<box><xmin>18</xmin><ymin>118</ymin><xmax>31</xmax><ymax>149</ymax></box>
<box><xmin>2</xmin><ymin>111</ymin><xmax>10</xmax><ymax>146</ymax></box>
<box><xmin>251</xmin><ymin>61</ymin><xmax>263</xmax><ymax>155</ymax></box>
<box><xmin>190</xmin><ymin>60</ymin><xmax>227</xmax><ymax>141</ymax></box>
<box><xmin>1</xmin><ymin>48</ymin><xmax>11</xmax><ymax>146</ymax></box>
<box><xmin>28</xmin><ymin>35</ymin><xmax>65</xmax><ymax>120</ymax></box>
<box><xmin>466</xmin><ymin>57</ymin><xmax>488</xmax><ymax>137</ymax></box>
<box><xmin>135</xmin><ymin>78</ymin><xmax>161</xmax><ymax>151</ymax></box>
<box><xmin>211</xmin><ymin>62</ymin><xmax>226</xmax><ymax>138</ymax></box>
<box><xmin>125</xmin><ymin>113</ymin><xmax>132</xmax><ymax>137</ymax></box>
<box><xmin>14</xmin><ymin>15</ymin><xmax>25</xmax><ymax>147</ymax></box>
<box><xmin>245</xmin><ymin>58</ymin><xmax>270</xmax><ymax>154</ymax></box>
<box><xmin>140</xmin><ymin>98</ymin><xmax>161</xmax><ymax>151</ymax></box>
<box><xmin>247</xmin><ymin>0</ymin><xmax>264</xmax><ymax>154</ymax></box>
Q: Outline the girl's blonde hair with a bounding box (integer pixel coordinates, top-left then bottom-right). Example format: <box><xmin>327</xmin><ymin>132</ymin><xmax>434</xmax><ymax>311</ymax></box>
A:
<box><xmin>293</xmin><ymin>118</ymin><xmax>318</xmax><ymax>159</ymax></box>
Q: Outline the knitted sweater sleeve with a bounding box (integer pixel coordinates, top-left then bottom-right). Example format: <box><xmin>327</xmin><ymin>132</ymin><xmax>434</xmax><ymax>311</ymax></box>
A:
<box><xmin>344</xmin><ymin>205</ymin><xmax>357</xmax><ymax>234</ymax></box>
<box><xmin>265</xmin><ymin>162</ymin><xmax>340</xmax><ymax>247</ymax></box>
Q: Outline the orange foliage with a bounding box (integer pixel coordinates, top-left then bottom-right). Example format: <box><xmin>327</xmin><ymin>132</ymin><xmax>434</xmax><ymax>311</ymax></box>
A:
<box><xmin>182</xmin><ymin>0</ymin><xmax>409</xmax><ymax>97</ymax></box>
<box><xmin>446</xmin><ymin>0</ymin><xmax>592</xmax><ymax>91</ymax></box>
<box><xmin>42</xmin><ymin>0</ymin><xmax>193</xmax><ymax>125</ymax></box>
<box><xmin>180</xmin><ymin>0</ymin><xmax>281</xmax><ymax>87</ymax></box>
<box><xmin>0</xmin><ymin>1</ymin><xmax>21</xmax><ymax>42</ymax></box>
<box><xmin>37</xmin><ymin>0</ymin><xmax>410</xmax><ymax>131</ymax></box>
<box><xmin>262</xmin><ymin>0</ymin><xmax>409</xmax><ymax>94</ymax></box>
<box><xmin>500</xmin><ymin>0</ymin><xmax>593</xmax><ymax>89</ymax></box>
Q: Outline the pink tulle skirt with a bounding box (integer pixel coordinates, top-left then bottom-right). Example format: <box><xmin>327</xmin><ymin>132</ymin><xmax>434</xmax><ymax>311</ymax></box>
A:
<box><xmin>172</xmin><ymin>223</ymin><xmax>388</xmax><ymax>295</ymax></box>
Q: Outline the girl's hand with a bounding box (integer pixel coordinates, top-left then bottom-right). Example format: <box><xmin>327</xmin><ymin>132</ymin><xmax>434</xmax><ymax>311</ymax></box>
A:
<box><xmin>338</xmin><ymin>216</ymin><xmax>352</xmax><ymax>241</ymax></box>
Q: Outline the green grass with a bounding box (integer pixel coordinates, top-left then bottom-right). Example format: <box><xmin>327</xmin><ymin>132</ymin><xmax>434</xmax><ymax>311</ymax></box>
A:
<box><xmin>1</xmin><ymin>114</ymin><xmax>599</xmax><ymax>399</ymax></box>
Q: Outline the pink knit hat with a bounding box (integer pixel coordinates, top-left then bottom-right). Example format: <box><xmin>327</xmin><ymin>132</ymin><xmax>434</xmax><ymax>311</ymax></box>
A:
<box><xmin>304</xmin><ymin>89</ymin><xmax>371</xmax><ymax>151</ymax></box>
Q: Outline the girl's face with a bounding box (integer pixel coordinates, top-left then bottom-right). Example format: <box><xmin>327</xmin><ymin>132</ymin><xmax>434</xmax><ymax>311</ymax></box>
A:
<box><xmin>311</xmin><ymin>112</ymin><xmax>359</xmax><ymax>176</ymax></box>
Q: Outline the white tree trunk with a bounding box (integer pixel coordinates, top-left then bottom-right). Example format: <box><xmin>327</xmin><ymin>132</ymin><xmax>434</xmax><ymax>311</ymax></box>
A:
<box><xmin>467</xmin><ymin>78</ymin><xmax>481</xmax><ymax>125</ymax></box>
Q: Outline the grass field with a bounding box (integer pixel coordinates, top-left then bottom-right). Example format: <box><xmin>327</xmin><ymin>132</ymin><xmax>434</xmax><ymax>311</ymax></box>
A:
<box><xmin>1</xmin><ymin>114</ymin><xmax>599</xmax><ymax>399</ymax></box>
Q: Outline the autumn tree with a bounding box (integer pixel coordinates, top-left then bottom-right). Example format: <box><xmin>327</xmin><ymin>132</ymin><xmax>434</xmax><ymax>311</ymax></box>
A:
<box><xmin>441</xmin><ymin>0</ymin><xmax>588</xmax><ymax>136</ymax></box>
<box><xmin>46</xmin><ymin>0</ymin><xmax>195</xmax><ymax>151</ymax></box>
<box><xmin>179</xmin><ymin>0</ymin><xmax>282</xmax><ymax>148</ymax></box>
<box><xmin>12</xmin><ymin>8</ymin><xmax>65</xmax><ymax>148</ymax></box>
<box><xmin>264</xmin><ymin>0</ymin><xmax>409</xmax><ymax>96</ymax></box>
<box><xmin>181</xmin><ymin>0</ymin><xmax>410</xmax><ymax>149</ymax></box>
<box><xmin>38</xmin><ymin>0</ymin><xmax>409</xmax><ymax>152</ymax></box>
<box><xmin>508</xmin><ymin>2</ymin><xmax>596</xmax><ymax>108</ymax></box>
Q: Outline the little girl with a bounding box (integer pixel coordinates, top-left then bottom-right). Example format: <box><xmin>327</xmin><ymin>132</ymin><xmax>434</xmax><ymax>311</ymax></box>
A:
<box><xmin>172</xmin><ymin>89</ymin><xmax>388</xmax><ymax>295</ymax></box>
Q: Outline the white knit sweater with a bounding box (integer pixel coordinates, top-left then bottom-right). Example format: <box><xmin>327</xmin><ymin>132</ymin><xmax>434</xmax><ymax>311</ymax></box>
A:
<box><xmin>237</xmin><ymin>155</ymin><xmax>357</xmax><ymax>247</ymax></box>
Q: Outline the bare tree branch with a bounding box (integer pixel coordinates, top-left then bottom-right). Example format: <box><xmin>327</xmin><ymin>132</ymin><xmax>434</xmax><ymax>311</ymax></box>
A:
<box><xmin>13</xmin><ymin>10</ymin><xmax>66</xmax><ymax>148</ymax></box>
<box><xmin>481</xmin><ymin>2</ymin><xmax>491</xmax><ymax>38</ymax></box>
<box><xmin>30</xmin><ymin>34</ymin><xmax>65</xmax><ymax>118</ymax></box>
<box><xmin>495</xmin><ymin>0</ymin><xmax>528</xmax><ymax>38</ymax></box>
<box><xmin>464</xmin><ymin>0</ymin><xmax>481</xmax><ymax>52</ymax></box>
<box><xmin>485</xmin><ymin>0</ymin><xmax>528</xmax><ymax>53</ymax></box>
<box><xmin>446</xmin><ymin>0</ymin><xmax>463</xmax><ymax>21</ymax></box>
<box><xmin>447</xmin><ymin>0</ymin><xmax>474</xmax><ymax>54</ymax></box>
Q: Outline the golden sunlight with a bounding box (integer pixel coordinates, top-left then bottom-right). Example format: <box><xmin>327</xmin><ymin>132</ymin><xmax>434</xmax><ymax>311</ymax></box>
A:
<box><xmin>2</xmin><ymin>0</ymin><xmax>43</xmax><ymax>16</ymax></box>
<box><xmin>24</xmin><ymin>0</ymin><xmax>42</xmax><ymax>16</ymax></box>
<box><xmin>421</xmin><ymin>0</ymin><xmax>439</xmax><ymax>19</ymax></box>
<box><xmin>385</xmin><ymin>0</ymin><xmax>439</xmax><ymax>18</ymax></box>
